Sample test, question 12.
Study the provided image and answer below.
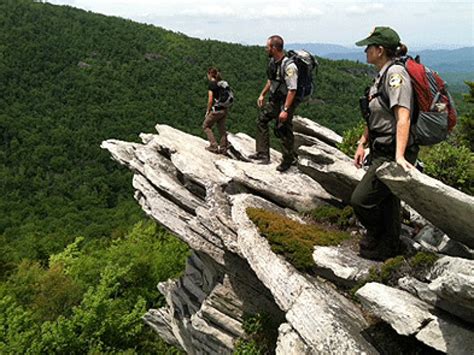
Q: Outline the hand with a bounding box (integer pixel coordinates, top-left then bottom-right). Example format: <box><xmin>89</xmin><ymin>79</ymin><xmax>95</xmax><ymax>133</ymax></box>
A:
<box><xmin>354</xmin><ymin>143</ymin><xmax>365</xmax><ymax>169</ymax></box>
<box><xmin>396</xmin><ymin>156</ymin><xmax>414</xmax><ymax>171</ymax></box>
<box><xmin>257</xmin><ymin>95</ymin><xmax>265</xmax><ymax>108</ymax></box>
<box><xmin>279</xmin><ymin>110</ymin><xmax>289</xmax><ymax>122</ymax></box>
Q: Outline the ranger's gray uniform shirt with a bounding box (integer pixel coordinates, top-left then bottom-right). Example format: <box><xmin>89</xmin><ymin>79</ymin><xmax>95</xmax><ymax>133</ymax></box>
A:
<box><xmin>368</xmin><ymin>60</ymin><xmax>413</xmax><ymax>147</ymax></box>
<box><xmin>270</xmin><ymin>56</ymin><xmax>298</xmax><ymax>98</ymax></box>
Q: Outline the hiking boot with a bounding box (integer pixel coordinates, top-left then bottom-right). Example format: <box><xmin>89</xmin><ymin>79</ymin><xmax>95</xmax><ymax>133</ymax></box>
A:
<box><xmin>248</xmin><ymin>152</ymin><xmax>270</xmax><ymax>164</ymax></box>
<box><xmin>276</xmin><ymin>158</ymin><xmax>297</xmax><ymax>172</ymax></box>
<box><xmin>205</xmin><ymin>146</ymin><xmax>219</xmax><ymax>154</ymax></box>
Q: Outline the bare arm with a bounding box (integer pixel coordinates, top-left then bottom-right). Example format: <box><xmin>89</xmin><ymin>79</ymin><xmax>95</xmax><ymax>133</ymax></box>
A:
<box><xmin>284</xmin><ymin>90</ymin><xmax>296</xmax><ymax>110</ymax></box>
<box><xmin>207</xmin><ymin>90</ymin><xmax>214</xmax><ymax>114</ymax></box>
<box><xmin>354</xmin><ymin>126</ymin><xmax>369</xmax><ymax>168</ymax></box>
<box><xmin>394</xmin><ymin>106</ymin><xmax>413</xmax><ymax>170</ymax></box>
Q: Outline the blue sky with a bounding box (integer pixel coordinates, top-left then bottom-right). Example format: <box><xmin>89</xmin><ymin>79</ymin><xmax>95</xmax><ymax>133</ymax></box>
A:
<box><xmin>47</xmin><ymin>0</ymin><xmax>474</xmax><ymax>49</ymax></box>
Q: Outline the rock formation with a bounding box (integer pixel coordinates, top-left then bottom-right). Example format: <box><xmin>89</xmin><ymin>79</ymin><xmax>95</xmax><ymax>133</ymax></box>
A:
<box><xmin>102</xmin><ymin>118</ymin><xmax>474</xmax><ymax>354</ymax></box>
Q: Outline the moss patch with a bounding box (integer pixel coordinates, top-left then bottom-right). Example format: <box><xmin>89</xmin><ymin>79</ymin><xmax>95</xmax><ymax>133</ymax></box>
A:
<box><xmin>351</xmin><ymin>252</ymin><xmax>439</xmax><ymax>297</ymax></box>
<box><xmin>305</xmin><ymin>205</ymin><xmax>355</xmax><ymax>230</ymax></box>
<box><xmin>247</xmin><ymin>208</ymin><xmax>350</xmax><ymax>272</ymax></box>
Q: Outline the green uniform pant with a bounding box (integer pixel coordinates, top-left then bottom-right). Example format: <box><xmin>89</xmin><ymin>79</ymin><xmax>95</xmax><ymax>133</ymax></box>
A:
<box><xmin>350</xmin><ymin>149</ymin><xmax>417</xmax><ymax>252</ymax></box>
<box><xmin>255</xmin><ymin>100</ymin><xmax>297</xmax><ymax>162</ymax></box>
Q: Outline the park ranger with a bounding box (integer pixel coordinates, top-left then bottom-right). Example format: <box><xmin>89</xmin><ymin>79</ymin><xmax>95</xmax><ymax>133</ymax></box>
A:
<box><xmin>351</xmin><ymin>27</ymin><xmax>419</xmax><ymax>260</ymax></box>
<box><xmin>249</xmin><ymin>35</ymin><xmax>299</xmax><ymax>172</ymax></box>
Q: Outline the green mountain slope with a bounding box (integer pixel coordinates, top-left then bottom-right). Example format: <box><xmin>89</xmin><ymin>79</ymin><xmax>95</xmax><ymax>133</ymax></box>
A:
<box><xmin>0</xmin><ymin>0</ymin><xmax>376</xmax><ymax>260</ymax></box>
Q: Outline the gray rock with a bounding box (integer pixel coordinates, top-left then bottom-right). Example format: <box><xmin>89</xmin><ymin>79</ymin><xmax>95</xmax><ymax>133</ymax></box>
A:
<box><xmin>216</xmin><ymin>158</ymin><xmax>336</xmax><ymax>211</ymax></box>
<box><xmin>427</xmin><ymin>256</ymin><xmax>474</xmax><ymax>323</ymax></box>
<box><xmin>293</xmin><ymin>116</ymin><xmax>343</xmax><ymax>147</ymax></box>
<box><xmin>376</xmin><ymin>162</ymin><xmax>474</xmax><ymax>249</ymax></box>
<box><xmin>356</xmin><ymin>282</ymin><xmax>435</xmax><ymax>336</ymax></box>
<box><xmin>416</xmin><ymin>317</ymin><xmax>474</xmax><ymax>354</ymax></box>
<box><xmin>232</xmin><ymin>194</ymin><xmax>378</xmax><ymax>354</ymax></box>
<box><xmin>415</xmin><ymin>225</ymin><xmax>474</xmax><ymax>259</ymax></box>
<box><xmin>103</xmin><ymin>123</ymin><xmax>474</xmax><ymax>354</ymax></box>
<box><xmin>275</xmin><ymin>323</ymin><xmax>311</xmax><ymax>355</ymax></box>
<box><xmin>227</xmin><ymin>132</ymin><xmax>281</xmax><ymax>163</ymax></box>
<box><xmin>312</xmin><ymin>246</ymin><xmax>380</xmax><ymax>287</ymax></box>
<box><xmin>356</xmin><ymin>282</ymin><xmax>474</xmax><ymax>353</ymax></box>
<box><xmin>298</xmin><ymin>144</ymin><xmax>364</xmax><ymax>203</ymax></box>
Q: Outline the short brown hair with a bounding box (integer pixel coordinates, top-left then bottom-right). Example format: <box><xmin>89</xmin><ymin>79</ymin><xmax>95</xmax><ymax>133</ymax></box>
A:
<box><xmin>268</xmin><ymin>35</ymin><xmax>284</xmax><ymax>51</ymax></box>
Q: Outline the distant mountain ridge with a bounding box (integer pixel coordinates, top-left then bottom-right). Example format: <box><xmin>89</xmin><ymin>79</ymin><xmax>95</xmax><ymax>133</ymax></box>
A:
<box><xmin>288</xmin><ymin>43</ymin><xmax>474</xmax><ymax>91</ymax></box>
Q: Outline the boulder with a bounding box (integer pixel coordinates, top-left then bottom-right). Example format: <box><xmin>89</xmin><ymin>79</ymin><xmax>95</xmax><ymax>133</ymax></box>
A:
<box><xmin>298</xmin><ymin>144</ymin><xmax>364</xmax><ymax>203</ymax></box>
<box><xmin>312</xmin><ymin>246</ymin><xmax>380</xmax><ymax>287</ymax></box>
<box><xmin>356</xmin><ymin>282</ymin><xmax>474</xmax><ymax>353</ymax></box>
<box><xmin>376</xmin><ymin>163</ymin><xmax>474</xmax><ymax>249</ymax></box>
<box><xmin>275</xmin><ymin>323</ymin><xmax>311</xmax><ymax>355</ymax></box>
<box><xmin>293</xmin><ymin>116</ymin><xmax>343</xmax><ymax>147</ymax></box>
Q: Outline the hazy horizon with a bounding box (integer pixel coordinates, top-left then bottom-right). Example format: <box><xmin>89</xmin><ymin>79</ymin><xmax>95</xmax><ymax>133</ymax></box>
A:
<box><xmin>45</xmin><ymin>0</ymin><xmax>473</xmax><ymax>50</ymax></box>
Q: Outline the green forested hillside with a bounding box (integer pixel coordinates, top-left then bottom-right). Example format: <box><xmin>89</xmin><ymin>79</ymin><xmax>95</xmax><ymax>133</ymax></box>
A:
<box><xmin>0</xmin><ymin>1</ymin><xmax>471</xmax><ymax>353</ymax></box>
<box><xmin>0</xmin><ymin>0</ymin><xmax>373</xmax><ymax>260</ymax></box>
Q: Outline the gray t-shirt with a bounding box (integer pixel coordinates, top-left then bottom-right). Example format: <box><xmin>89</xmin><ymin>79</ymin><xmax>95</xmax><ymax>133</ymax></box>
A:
<box><xmin>368</xmin><ymin>61</ymin><xmax>413</xmax><ymax>146</ymax></box>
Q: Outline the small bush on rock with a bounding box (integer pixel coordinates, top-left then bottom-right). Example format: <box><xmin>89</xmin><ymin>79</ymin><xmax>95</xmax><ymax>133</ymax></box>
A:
<box><xmin>247</xmin><ymin>208</ymin><xmax>350</xmax><ymax>272</ymax></box>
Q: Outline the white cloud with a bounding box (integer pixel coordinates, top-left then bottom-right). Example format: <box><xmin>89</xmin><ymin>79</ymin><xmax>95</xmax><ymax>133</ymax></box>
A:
<box><xmin>45</xmin><ymin>0</ymin><xmax>473</xmax><ymax>47</ymax></box>
<box><xmin>345</xmin><ymin>4</ymin><xmax>384</xmax><ymax>15</ymax></box>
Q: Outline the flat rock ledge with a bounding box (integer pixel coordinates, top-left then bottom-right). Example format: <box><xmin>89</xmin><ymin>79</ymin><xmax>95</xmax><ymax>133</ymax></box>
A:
<box><xmin>312</xmin><ymin>246</ymin><xmax>380</xmax><ymax>287</ymax></box>
<box><xmin>356</xmin><ymin>283</ymin><xmax>474</xmax><ymax>354</ymax></box>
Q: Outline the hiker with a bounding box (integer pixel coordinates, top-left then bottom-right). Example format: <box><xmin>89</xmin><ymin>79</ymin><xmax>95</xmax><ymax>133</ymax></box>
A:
<box><xmin>350</xmin><ymin>27</ymin><xmax>419</xmax><ymax>261</ymax></box>
<box><xmin>203</xmin><ymin>67</ymin><xmax>229</xmax><ymax>154</ymax></box>
<box><xmin>249</xmin><ymin>35</ymin><xmax>299</xmax><ymax>172</ymax></box>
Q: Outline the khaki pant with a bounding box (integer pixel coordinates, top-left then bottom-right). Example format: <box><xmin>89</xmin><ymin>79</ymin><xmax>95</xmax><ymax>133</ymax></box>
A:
<box><xmin>255</xmin><ymin>100</ymin><xmax>298</xmax><ymax>162</ymax></box>
<box><xmin>202</xmin><ymin>108</ymin><xmax>228</xmax><ymax>150</ymax></box>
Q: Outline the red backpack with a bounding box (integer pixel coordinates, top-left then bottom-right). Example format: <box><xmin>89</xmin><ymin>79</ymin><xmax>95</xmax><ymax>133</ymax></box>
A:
<box><xmin>380</xmin><ymin>56</ymin><xmax>457</xmax><ymax>145</ymax></box>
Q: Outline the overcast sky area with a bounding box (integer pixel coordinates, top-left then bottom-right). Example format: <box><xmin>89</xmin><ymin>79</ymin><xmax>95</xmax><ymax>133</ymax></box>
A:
<box><xmin>46</xmin><ymin>0</ymin><xmax>473</xmax><ymax>49</ymax></box>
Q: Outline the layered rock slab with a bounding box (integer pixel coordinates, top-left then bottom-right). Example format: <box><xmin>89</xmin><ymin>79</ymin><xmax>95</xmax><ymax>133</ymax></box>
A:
<box><xmin>232</xmin><ymin>194</ymin><xmax>378</xmax><ymax>354</ymax></box>
<box><xmin>356</xmin><ymin>282</ymin><xmax>474</xmax><ymax>353</ymax></box>
<box><xmin>376</xmin><ymin>163</ymin><xmax>474</xmax><ymax>249</ymax></box>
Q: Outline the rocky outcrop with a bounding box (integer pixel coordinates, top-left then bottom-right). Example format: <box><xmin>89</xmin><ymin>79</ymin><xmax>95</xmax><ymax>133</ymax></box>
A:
<box><xmin>376</xmin><ymin>163</ymin><xmax>474</xmax><ymax>249</ymax></box>
<box><xmin>398</xmin><ymin>256</ymin><xmax>474</xmax><ymax>324</ymax></box>
<box><xmin>102</xmin><ymin>118</ymin><xmax>474</xmax><ymax>354</ymax></box>
<box><xmin>232</xmin><ymin>194</ymin><xmax>377</xmax><ymax>353</ymax></box>
<box><xmin>356</xmin><ymin>283</ymin><xmax>474</xmax><ymax>353</ymax></box>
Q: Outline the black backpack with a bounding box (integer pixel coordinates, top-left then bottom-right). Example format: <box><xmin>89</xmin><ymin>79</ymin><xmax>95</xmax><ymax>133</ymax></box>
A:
<box><xmin>215</xmin><ymin>80</ymin><xmax>234</xmax><ymax>108</ymax></box>
<box><xmin>286</xmin><ymin>50</ymin><xmax>319</xmax><ymax>102</ymax></box>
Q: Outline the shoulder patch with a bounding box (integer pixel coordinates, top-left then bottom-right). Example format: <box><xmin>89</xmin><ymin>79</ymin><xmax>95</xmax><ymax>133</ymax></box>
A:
<box><xmin>388</xmin><ymin>73</ymin><xmax>403</xmax><ymax>88</ymax></box>
<box><xmin>285</xmin><ymin>65</ymin><xmax>297</xmax><ymax>77</ymax></box>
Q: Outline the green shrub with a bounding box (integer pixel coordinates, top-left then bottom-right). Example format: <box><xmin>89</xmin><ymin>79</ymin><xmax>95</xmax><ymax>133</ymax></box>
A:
<box><xmin>420</xmin><ymin>140</ymin><xmax>473</xmax><ymax>195</ymax></box>
<box><xmin>307</xmin><ymin>205</ymin><xmax>354</xmax><ymax>230</ymax></box>
<box><xmin>234</xmin><ymin>313</ymin><xmax>271</xmax><ymax>355</ymax></box>
<box><xmin>337</xmin><ymin>120</ymin><xmax>365</xmax><ymax>157</ymax></box>
<box><xmin>247</xmin><ymin>208</ymin><xmax>350</xmax><ymax>272</ymax></box>
<box><xmin>351</xmin><ymin>252</ymin><xmax>439</xmax><ymax>297</ymax></box>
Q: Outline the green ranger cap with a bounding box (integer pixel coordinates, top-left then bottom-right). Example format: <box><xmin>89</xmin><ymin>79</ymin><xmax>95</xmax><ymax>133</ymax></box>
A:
<box><xmin>355</xmin><ymin>26</ymin><xmax>401</xmax><ymax>49</ymax></box>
